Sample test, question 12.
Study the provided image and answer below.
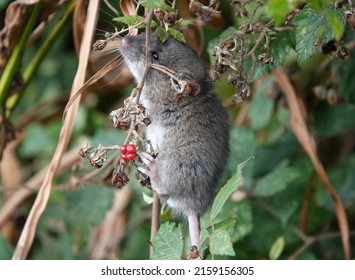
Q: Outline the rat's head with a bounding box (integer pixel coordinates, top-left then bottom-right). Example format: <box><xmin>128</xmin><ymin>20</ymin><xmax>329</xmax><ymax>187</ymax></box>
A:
<box><xmin>120</xmin><ymin>32</ymin><xmax>207</xmax><ymax>87</ymax></box>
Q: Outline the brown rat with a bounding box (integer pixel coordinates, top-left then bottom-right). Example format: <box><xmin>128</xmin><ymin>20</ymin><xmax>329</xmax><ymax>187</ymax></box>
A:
<box><xmin>120</xmin><ymin>32</ymin><xmax>229</xmax><ymax>251</ymax></box>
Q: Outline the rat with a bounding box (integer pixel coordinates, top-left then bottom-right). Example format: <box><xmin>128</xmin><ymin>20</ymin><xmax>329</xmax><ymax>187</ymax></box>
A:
<box><xmin>120</xmin><ymin>32</ymin><xmax>229</xmax><ymax>253</ymax></box>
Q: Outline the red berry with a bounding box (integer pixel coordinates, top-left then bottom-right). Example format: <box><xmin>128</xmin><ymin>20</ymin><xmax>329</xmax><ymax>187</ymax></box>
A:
<box><xmin>126</xmin><ymin>153</ymin><xmax>136</xmax><ymax>161</ymax></box>
<box><xmin>126</xmin><ymin>144</ymin><xmax>136</xmax><ymax>153</ymax></box>
<box><xmin>121</xmin><ymin>145</ymin><xmax>127</xmax><ymax>154</ymax></box>
<box><xmin>121</xmin><ymin>153</ymin><xmax>128</xmax><ymax>160</ymax></box>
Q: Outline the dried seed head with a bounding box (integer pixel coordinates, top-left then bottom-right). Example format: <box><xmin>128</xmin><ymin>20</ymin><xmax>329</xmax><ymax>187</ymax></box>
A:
<box><xmin>322</xmin><ymin>40</ymin><xmax>337</xmax><ymax>54</ymax></box>
<box><xmin>336</xmin><ymin>46</ymin><xmax>350</xmax><ymax>60</ymax></box>
<box><xmin>164</xmin><ymin>12</ymin><xmax>176</xmax><ymax>24</ymax></box>
<box><xmin>135</xmin><ymin>170</ymin><xmax>151</xmax><ymax>187</ymax></box>
<box><xmin>230</xmin><ymin>75</ymin><xmax>250</xmax><ymax>104</ymax></box>
<box><xmin>313</xmin><ymin>85</ymin><xmax>327</xmax><ymax>100</ymax></box>
<box><xmin>155</xmin><ymin>9</ymin><xmax>166</xmax><ymax>21</ymax></box>
<box><xmin>235</xmin><ymin>7</ymin><xmax>248</xmax><ymax>18</ymax></box>
<box><xmin>110</xmin><ymin>108</ymin><xmax>132</xmax><ymax>130</ymax></box>
<box><xmin>143</xmin><ymin>117</ymin><xmax>152</xmax><ymax>126</ymax></box>
<box><xmin>258</xmin><ymin>53</ymin><xmax>274</xmax><ymax>65</ymax></box>
<box><xmin>78</xmin><ymin>144</ymin><xmax>92</xmax><ymax>158</ymax></box>
<box><xmin>345</xmin><ymin>10</ymin><xmax>355</xmax><ymax>29</ymax></box>
<box><xmin>240</xmin><ymin>22</ymin><xmax>253</xmax><ymax>34</ymax></box>
<box><xmin>111</xmin><ymin>167</ymin><xmax>129</xmax><ymax>188</ymax></box>
<box><xmin>93</xmin><ymin>40</ymin><xmax>107</xmax><ymax>51</ymax></box>
<box><xmin>326</xmin><ymin>88</ymin><xmax>340</xmax><ymax>105</ymax></box>
<box><xmin>89</xmin><ymin>157</ymin><xmax>103</xmax><ymax>169</ymax></box>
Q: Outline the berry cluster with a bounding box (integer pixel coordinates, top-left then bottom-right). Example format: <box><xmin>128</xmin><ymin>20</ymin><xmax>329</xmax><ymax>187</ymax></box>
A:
<box><xmin>121</xmin><ymin>144</ymin><xmax>136</xmax><ymax>161</ymax></box>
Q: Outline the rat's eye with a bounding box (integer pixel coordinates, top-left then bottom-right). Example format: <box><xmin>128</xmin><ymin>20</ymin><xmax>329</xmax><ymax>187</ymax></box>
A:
<box><xmin>151</xmin><ymin>51</ymin><xmax>159</xmax><ymax>60</ymax></box>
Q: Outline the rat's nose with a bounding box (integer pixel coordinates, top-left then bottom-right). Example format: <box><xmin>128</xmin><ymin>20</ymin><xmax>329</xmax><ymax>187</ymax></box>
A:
<box><xmin>121</xmin><ymin>36</ymin><xmax>133</xmax><ymax>47</ymax></box>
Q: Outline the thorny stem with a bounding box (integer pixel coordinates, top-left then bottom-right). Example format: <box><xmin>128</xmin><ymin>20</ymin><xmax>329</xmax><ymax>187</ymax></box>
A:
<box><xmin>121</xmin><ymin>10</ymin><xmax>154</xmax><ymax>146</ymax></box>
<box><xmin>114</xmin><ymin>9</ymin><xmax>160</xmax><ymax>258</ymax></box>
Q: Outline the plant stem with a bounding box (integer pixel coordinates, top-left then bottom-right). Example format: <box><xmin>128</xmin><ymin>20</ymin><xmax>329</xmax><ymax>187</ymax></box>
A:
<box><xmin>6</xmin><ymin>0</ymin><xmax>75</xmax><ymax>118</ymax></box>
<box><xmin>0</xmin><ymin>2</ymin><xmax>42</xmax><ymax>106</ymax></box>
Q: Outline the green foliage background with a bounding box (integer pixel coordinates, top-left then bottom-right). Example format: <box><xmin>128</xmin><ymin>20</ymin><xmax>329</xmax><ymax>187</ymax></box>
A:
<box><xmin>0</xmin><ymin>0</ymin><xmax>355</xmax><ymax>260</ymax></box>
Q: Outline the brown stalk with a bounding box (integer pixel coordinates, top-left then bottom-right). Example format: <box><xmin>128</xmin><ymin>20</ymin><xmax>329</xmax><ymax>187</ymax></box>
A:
<box><xmin>0</xmin><ymin>149</ymin><xmax>81</xmax><ymax>229</ymax></box>
<box><xmin>12</xmin><ymin>0</ymin><xmax>100</xmax><ymax>259</ymax></box>
<box><xmin>274</xmin><ymin>67</ymin><xmax>351</xmax><ymax>260</ymax></box>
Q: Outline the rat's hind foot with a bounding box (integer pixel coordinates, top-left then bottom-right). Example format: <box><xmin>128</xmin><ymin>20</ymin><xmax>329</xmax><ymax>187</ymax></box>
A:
<box><xmin>189</xmin><ymin>245</ymin><xmax>202</xmax><ymax>260</ymax></box>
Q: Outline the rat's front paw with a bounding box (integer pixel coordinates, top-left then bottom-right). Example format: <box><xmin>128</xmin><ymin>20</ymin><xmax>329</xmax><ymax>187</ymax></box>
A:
<box><xmin>138</xmin><ymin>152</ymin><xmax>166</xmax><ymax>195</ymax></box>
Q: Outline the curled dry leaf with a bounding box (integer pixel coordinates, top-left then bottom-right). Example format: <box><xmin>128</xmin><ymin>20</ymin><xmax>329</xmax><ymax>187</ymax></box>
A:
<box><xmin>0</xmin><ymin>2</ymin><xmax>30</xmax><ymax>68</ymax></box>
<box><xmin>120</xmin><ymin>0</ymin><xmax>136</xmax><ymax>16</ymax></box>
<box><xmin>120</xmin><ymin>0</ymin><xmax>138</xmax><ymax>35</ymax></box>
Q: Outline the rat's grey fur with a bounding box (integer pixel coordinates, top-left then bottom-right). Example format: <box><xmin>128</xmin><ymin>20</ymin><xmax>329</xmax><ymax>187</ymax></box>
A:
<box><xmin>120</xmin><ymin>33</ymin><xmax>229</xmax><ymax>247</ymax></box>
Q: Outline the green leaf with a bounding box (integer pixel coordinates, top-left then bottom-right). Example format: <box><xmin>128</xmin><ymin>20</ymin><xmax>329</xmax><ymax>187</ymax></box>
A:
<box><xmin>179</xmin><ymin>19</ymin><xmax>194</xmax><ymax>26</ymax></box>
<box><xmin>254</xmin><ymin>166</ymin><xmax>302</xmax><ymax>197</ymax></box>
<box><xmin>210</xmin><ymin>157</ymin><xmax>253</xmax><ymax>222</ymax></box>
<box><xmin>210</xmin><ymin>229</ymin><xmax>235</xmax><ymax>256</ymax></box>
<box><xmin>169</xmin><ymin>28</ymin><xmax>186</xmax><ymax>43</ymax></box>
<box><xmin>157</xmin><ymin>27</ymin><xmax>169</xmax><ymax>43</ymax></box>
<box><xmin>248</xmin><ymin>77</ymin><xmax>275</xmax><ymax>130</ymax></box>
<box><xmin>232</xmin><ymin>200</ymin><xmax>253</xmax><ymax>242</ymax></box>
<box><xmin>66</xmin><ymin>185</ymin><xmax>114</xmax><ymax>228</ymax></box>
<box><xmin>113</xmin><ymin>15</ymin><xmax>145</xmax><ymax>26</ymax></box>
<box><xmin>327</xmin><ymin>8</ymin><xmax>344</xmax><ymax>40</ymax></box>
<box><xmin>151</xmin><ymin>222</ymin><xmax>183</xmax><ymax>260</ymax></box>
<box><xmin>267</xmin><ymin>0</ymin><xmax>294</xmax><ymax>26</ymax></box>
<box><xmin>0</xmin><ymin>236</ymin><xmax>13</xmax><ymax>259</ymax></box>
<box><xmin>19</xmin><ymin>123</ymin><xmax>53</xmax><ymax>157</ymax></box>
<box><xmin>139</xmin><ymin>0</ymin><xmax>173</xmax><ymax>11</ymax></box>
<box><xmin>269</xmin><ymin>30</ymin><xmax>296</xmax><ymax>67</ymax></box>
<box><xmin>269</xmin><ymin>236</ymin><xmax>285</xmax><ymax>260</ymax></box>
<box><xmin>247</xmin><ymin>30</ymin><xmax>296</xmax><ymax>81</ymax></box>
<box><xmin>294</xmin><ymin>4</ymin><xmax>344</xmax><ymax>63</ymax></box>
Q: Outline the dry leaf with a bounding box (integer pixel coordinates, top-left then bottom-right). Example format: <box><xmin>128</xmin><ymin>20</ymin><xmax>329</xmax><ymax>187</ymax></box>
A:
<box><xmin>120</xmin><ymin>0</ymin><xmax>136</xmax><ymax>16</ymax></box>
<box><xmin>0</xmin><ymin>2</ymin><xmax>30</xmax><ymax>68</ymax></box>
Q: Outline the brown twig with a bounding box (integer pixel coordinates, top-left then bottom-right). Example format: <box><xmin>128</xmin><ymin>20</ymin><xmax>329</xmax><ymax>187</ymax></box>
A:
<box><xmin>150</xmin><ymin>193</ymin><xmax>160</xmax><ymax>258</ymax></box>
<box><xmin>274</xmin><ymin>67</ymin><xmax>351</xmax><ymax>260</ymax></box>
<box><xmin>0</xmin><ymin>148</ymin><xmax>80</xmax><ymax>229</ymax></box>
<box><xmin>12</xmin><ymin>0</ymin><xmax>100</xmax><ymax>260</ymax></box>
<box><xmin>299</xmin><ymin>181</ymin><xmax>313</xmax><ymax>233</ymax></box>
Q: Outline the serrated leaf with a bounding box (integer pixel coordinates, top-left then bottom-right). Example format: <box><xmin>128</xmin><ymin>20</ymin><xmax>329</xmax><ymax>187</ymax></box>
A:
<box><xmin>152</xmin><ymin>222</ymin><xmax>183</xmax><ymax>260</ymax></box>
<box><xmin>180</xmin><ymin>19</ymin><xmax>194</xmax><ymax>26</ymax></box>
<box><xmin>294</xmin><ymin>5</ymin><xmax>344</xmax><ymax>63</ymax></box>
<box><xmin>169</xmin><ymin>28</ymin><xmax>186</xmax><ymax>43</ymax></box>
<box><xmin>254</xmin><ymin>166</ymin><xmax>301</xmax><ymax>197</ymax></box>
<box><xmin>210</xmin><ymin>229</ymin><xmax>235</xmax><ymax>256</ymax></box>
<box><xmin>139</xmin><ymin>0</ymin><xmax>173</xmax><ymax>11</ymax></box>
<box><xmin>157</xmin><ymin>27</ymin><xmax>169</xmax><ymax>43</ymax></box>
<box><xmin>210</xmin><ymin>157</ymin><xmax>253</xmax><ymax>222</ymax></box>
<box><xmin>66</xmin><ymin>185</ymin><xmax>114</xmax><ymax>228</ymax></box>
<box><xmin>113</xmin><ymin>15</ymin><xmax>145</xmax><ymax>26</ymax></box>
<box><xmin>269</xmin><ymin>236</ymin><xmax>285</xmax><ymax>260</ymax></box>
